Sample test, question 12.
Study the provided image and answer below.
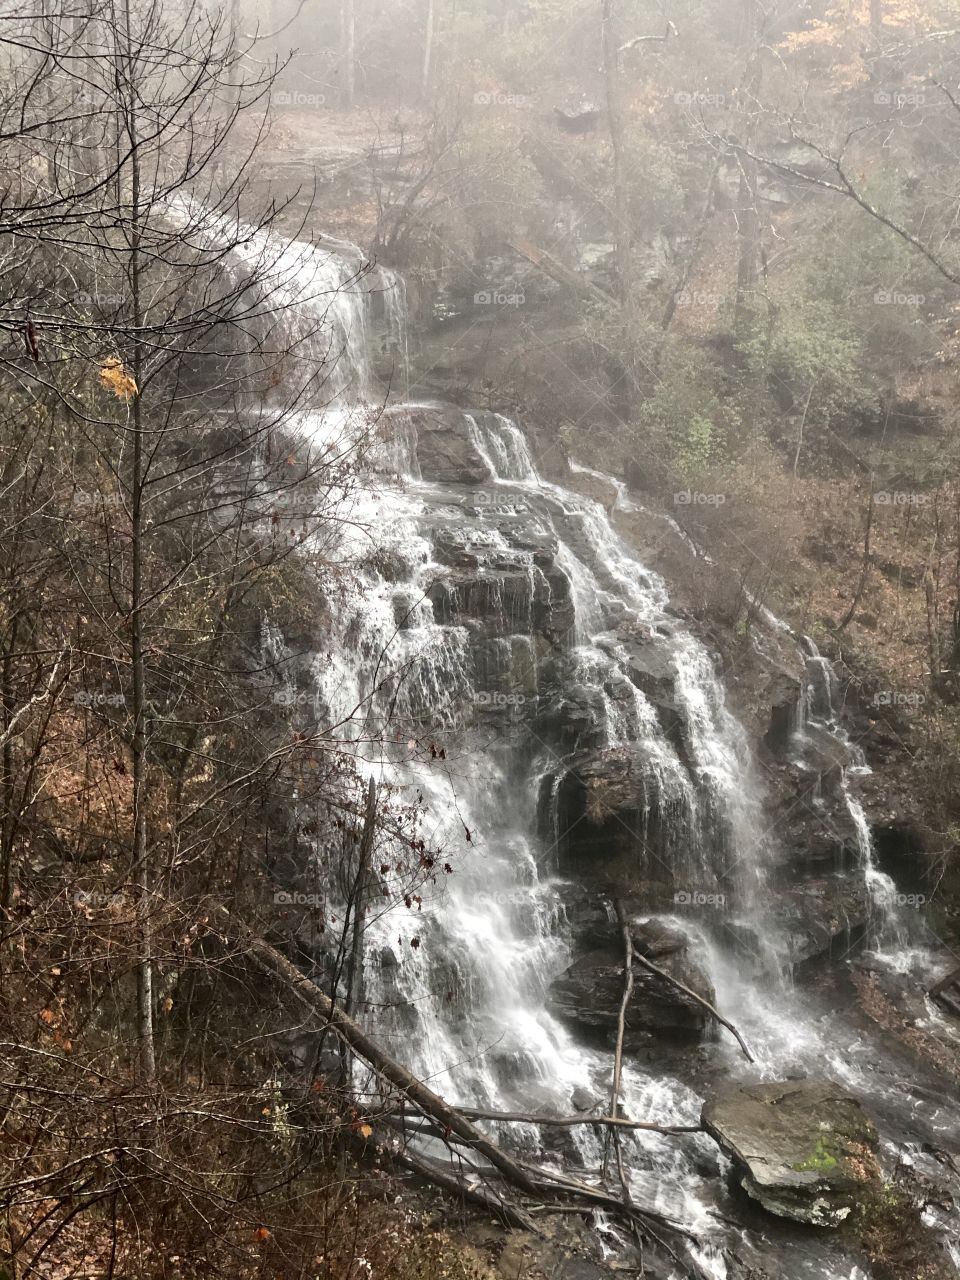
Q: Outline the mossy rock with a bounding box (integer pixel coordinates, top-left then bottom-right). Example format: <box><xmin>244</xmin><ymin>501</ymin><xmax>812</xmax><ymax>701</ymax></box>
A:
<box><xmin>702</xmin><ymin>1079</ymin><xmax>880</xmax><ymax>1227</ymax></box>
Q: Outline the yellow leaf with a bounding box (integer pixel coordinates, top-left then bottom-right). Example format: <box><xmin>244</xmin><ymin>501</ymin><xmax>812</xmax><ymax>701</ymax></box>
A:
<box><xmin>39</xmin><ymin>1008</ymin><xmax>55</xmax><ymax>1025</ymax></box>
<box><xmin>358</xmin><ymin>1122</ymin><xmax>373</xmax><ymax>1139</ymax></box>
<box><xmin>99</xmin><ymin>356</ymin><xmax>138</xmax><ymax>401</ymax></box>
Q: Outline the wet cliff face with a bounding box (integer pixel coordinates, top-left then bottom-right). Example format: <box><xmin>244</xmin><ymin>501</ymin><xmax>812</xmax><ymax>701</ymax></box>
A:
<box><xmin>366</xmin><ymin>401</ymin><xmax>895</xmax><ymax>976</ymax></box>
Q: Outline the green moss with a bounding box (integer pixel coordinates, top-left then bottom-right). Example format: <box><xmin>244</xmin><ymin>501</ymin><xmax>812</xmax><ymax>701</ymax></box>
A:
<box><xmin>793</xmin><ymin>1135</ymin><xmax>840</xmax><ymax>1174</ymax></box>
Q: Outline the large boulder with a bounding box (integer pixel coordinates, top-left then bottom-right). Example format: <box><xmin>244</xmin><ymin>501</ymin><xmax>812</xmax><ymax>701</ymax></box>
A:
<box><xmin>762</xmin><ymin>669</ymin><xmax>803</xmax><ymax>758</ymax></box>
<box><xmin>777</xmin><ymin>879</ymin><xmax>869</xmax><ymax>974</ymax></box>
<box><xmin>548</xmin><ymin>916</ymin><xmax>716</xmax><ymax>1048</ymax></box>
<box><xmin>702</xmin><ymin>1080</ymin><xmax>880</xmax><ymax>1226</ymax></box>
<box><xmin>382</xmin><ymin>403</ymin><xmax>494</xmax><ymax>485</ymax></box>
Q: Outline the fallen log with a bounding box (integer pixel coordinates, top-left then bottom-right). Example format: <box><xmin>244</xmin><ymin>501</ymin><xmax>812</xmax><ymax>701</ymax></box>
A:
<box><xmin>201</xmin><ymin>899</ymin><xmax>708</xmax><ymax>1267</ymax></box>
<box><xmin>505</xmin><ymin>236</ymin><xmax>617</xmax><ymax>306</ymax></box>
<box><xmin>201</xmin><ymin>900</ymin><xmax>540</xmax><ymax>1194</ymax></box>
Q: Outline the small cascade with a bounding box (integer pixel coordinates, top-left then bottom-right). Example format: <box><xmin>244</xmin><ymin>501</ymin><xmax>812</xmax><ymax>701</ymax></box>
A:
<box><xmin>798</xmin><ymin>637</ymin><xmax>908</xmax><ymax>954</ymax></box>
<box><xmin>568</xmin><ymin>460</ymin><xmax>640</xmax><ymax>513</ymax></box>
<box><xmin>164</xmin><ymin>195</ymin><xmax>407</xmax><ymax>405</ymax></box>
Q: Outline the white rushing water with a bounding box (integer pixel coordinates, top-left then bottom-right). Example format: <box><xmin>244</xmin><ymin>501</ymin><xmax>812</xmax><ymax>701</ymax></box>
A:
<box><xmin>237</xmin><ymin>220</ymin><xmax>958</xmax><ymax>1279</ymax></box>
<box><xmin>797</xmin><ymin>637</ymin><xmax>911</xmax><ymax>958</ymax></box>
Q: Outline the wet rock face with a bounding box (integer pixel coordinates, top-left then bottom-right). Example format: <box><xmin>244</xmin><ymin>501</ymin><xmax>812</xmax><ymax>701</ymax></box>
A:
<box><xmin>763</xmin><ymin>670</ymin><xmax>803</xmax><ymax>758</ymax></box>
<box><xmin>419</xmin><ymin>493</ymin><xmax>576</xmax><ymax>656</ymax></box>
<box><xmin>702</xmin><ymin>1080</ymin><xmax>880</xmax><ymax>1227</ymax></box>
<box><xmin>551</xmin><ymin>747</ymin><xmax>676</xmax><ymax>884</ymax></box>
<box><xmin>548</xmin><ymin>907</ymin><xmax>716</xmax><ymax>1048</ymax></box>
<box><xmin>389</xmin><ymin>403</ymin><xmax>494</xmax><ymax>485</ymax></box>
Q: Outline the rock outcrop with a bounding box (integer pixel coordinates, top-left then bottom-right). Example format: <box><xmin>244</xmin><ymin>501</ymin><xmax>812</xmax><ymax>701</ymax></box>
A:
<box><xmin>549</xmin><ymin>908</ymin><xmax>716</xmax><ymax>1048</ymax></box>
<box><xmin>702</xmin><ymin>1080</ymin><xmax>880</xmax><ymax>1226</ymax></box>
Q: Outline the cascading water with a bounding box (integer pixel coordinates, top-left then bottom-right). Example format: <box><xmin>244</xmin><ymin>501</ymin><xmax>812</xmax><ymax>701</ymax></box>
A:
<box><xmin>796</xmin><ymin>638</ymin><xmax>910</xmax><ymax>956</ymax></box>
<box><xmin>239</xmin><ymin>219</ymin><xmax>960</xmax><ymax>1280</ymax></box>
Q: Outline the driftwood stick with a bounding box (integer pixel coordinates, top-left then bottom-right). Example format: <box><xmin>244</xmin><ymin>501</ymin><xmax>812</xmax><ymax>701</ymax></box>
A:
<box><xmin>517</xmin><ymin>1160</ymin><xmax>690</xmax><ymax>1235</ymax></box>
<box><xmin>631</xmin><ymin>944</ymin><xmax>755</xmax><ymax>1063</ymax></box>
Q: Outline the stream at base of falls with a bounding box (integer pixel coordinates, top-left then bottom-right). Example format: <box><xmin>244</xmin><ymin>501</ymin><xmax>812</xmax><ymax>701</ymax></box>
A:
<box><xmin>222</xmin><ymin>211</ymin><xmax>960</xmax><ymax>1280</ymax></box>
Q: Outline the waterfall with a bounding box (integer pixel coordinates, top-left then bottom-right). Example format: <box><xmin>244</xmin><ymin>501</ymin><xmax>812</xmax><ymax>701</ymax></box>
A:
<box><xmin>163</xmin><ymin>195</ymin><xmax>407</xmax><ymax>406</ymax></box>
<box><xmin>230</xmin><ymin>218</ymin><xmax>960</xmax><ymax>1279</ymax></box>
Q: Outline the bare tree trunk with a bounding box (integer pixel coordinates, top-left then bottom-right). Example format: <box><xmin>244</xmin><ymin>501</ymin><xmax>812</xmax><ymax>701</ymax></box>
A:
<box><xmin>837</xmin><ymin>483</ymin><xmax>875</xmax><ymax>634</ymax></box>
<box><xmin>120</xmin><ymin>0</ymin><xmax>155</xmax><ymax>1084</ymax></box>
<box><xmin>602</xmin><ymin>899</ymin><xmax>633</xmax><ymax>1179</ymax></box>
<box><xmin>923</xmin><ymin>499</ymin><xmax>944</xmax><ymax>694</ymax></box>
<box><xmin>0</xmin><ymin>616</ymin><xmax>19</xmax><ymax>917</ymax></box>
<box><xmin>737</xmin><ymin>156</ymin><xmax>757</xmax><ymax>335</ymax></box>
<box><xmin>733</xmin><ymin>138</ymin><xmax>761</xmax><ymax>343</ymax></box>
<box><xmin>660</xmin><ymin>149</ymin><xmax>722</xmax><ymax>336</ymax></box>
<box><xmin>601</xmin><ymin>0</ymin><xmax>632</xmax><ymax>313</ymax></box>
<box><xmin>421</xmin><ymin>0</ymin><xmax>435</xmax><ymax>100</ymax></box>
<box><xmin>345</xmin><ymin>776</ymin><xmax>377</xmax><ymax>1019</ymax></box>
<box><xmin>792</xmin><ymin>380</ymin><xmax>816</xmax><ymax>477</ymax></box>
<box><xmin>733</xmin><ymin>0</ymin><xmax>762</xmax><ymax>345</ymax></box>
<box><xmin>601</xmin><ymin>0</ymin><xmax>642</xmax><ymax>419</ymax></box>
<box><xmin>341</xmin><ymin>0</ymin><xmax>356</xmax><ymax>110</ymax></box>
<box><xmin>925</xmin><ymin>569</ymin><xmax>942</xmax><ymax>692</ymax></box>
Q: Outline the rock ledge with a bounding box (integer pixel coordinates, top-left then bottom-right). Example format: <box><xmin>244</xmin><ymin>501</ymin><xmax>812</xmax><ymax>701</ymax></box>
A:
<box><xmin>701</xmin><ymin>1079</ymin><xmax>879</xmax><ymax>1227</ymax></box>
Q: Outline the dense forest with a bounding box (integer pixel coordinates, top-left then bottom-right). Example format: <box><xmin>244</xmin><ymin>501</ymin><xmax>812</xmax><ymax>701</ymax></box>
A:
<box><xmin>2</xmin><ymin>1</ymin><xmax>960</xmax><ymax>1278</ymax></box>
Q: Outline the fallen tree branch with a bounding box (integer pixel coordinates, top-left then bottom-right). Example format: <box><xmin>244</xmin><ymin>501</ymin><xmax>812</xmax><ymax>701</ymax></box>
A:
<box><xmin>395</xmin><ymin>1145</ymin><xmax>538</xmax><ymax>1232</ymax></box>
<box><xmin>516</xmin><ymin>1159</ymin><xmax>699</xmax><ymax>1272</ymax></box>
<box><xmin>620</xmin><ymin>21</ymin><xmax>677</xmax><ymax>51</ymax></box>
<box><xmin>444</xmin><ymin>1107</ymin><xmax>701</xmax><ymax>1135</ymax></box>
<box><xmin>603</xmin><ymin>899</ymin><xmax>635</xmax><ymax>1181</ymax></box>
<box><xmin>201</xmin><ymin>900</ymin><xmax>541</xmax><ymax>1194</ymax></box>
<box><xmin>516</xmin><ymin>1159</ymin><xmax>690</xmax><ymax>1235</ymax></box>
<box><xmin>202</xmin><ymin>899</ymin><xmax>710</xmax><ymax>1269</ymax></box>
<box><xmin>631</xmin><ymin>944</ymin><xmax>755</xmax><ymax>1063</ymax></box>
<box><xmin>0</xmin><ymin>647</ymin><xmax>69</xmax><ymax>750</ymax></box>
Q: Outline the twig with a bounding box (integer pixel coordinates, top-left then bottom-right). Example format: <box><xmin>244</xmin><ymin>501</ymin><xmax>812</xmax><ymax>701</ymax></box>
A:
<box><xmin>631</xmin><ymin>944</ymin><xmax>755</xmax><ymax>1063</ymax></box>
<box><xmin>603</xmin><ymin>899</ymin><xmax>635</xmax><ymax>1180</ymax></box>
